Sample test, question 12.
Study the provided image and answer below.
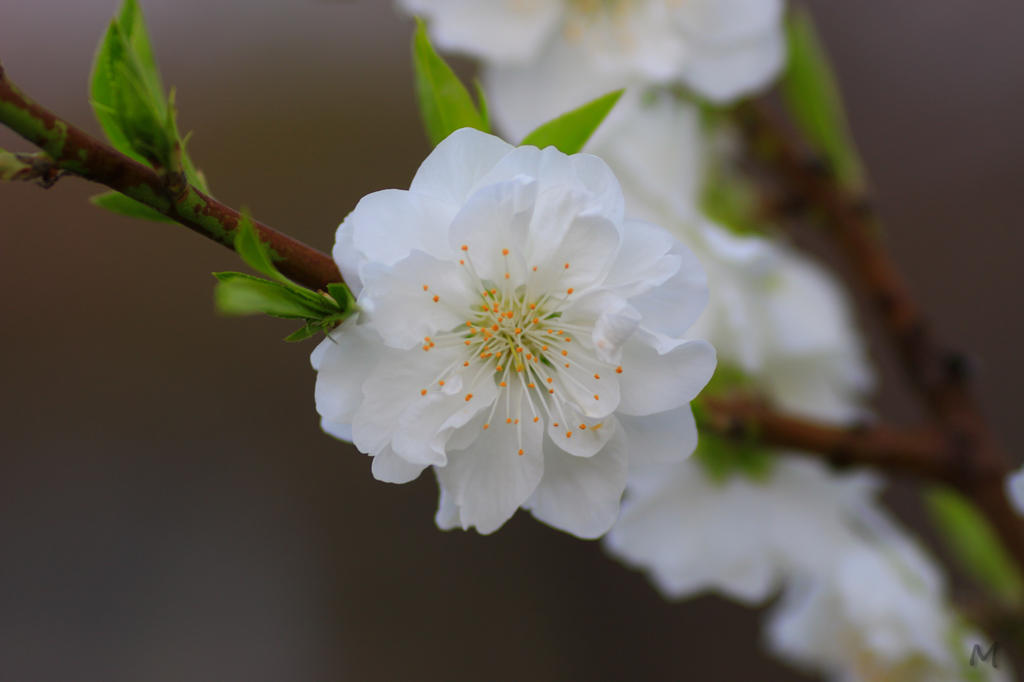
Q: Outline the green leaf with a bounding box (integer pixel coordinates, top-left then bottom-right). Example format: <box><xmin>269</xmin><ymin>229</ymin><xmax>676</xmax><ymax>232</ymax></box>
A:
<box><xmin>90</xmin><ymin>190</ymin><xmax>174</xmax><ymax>222</ymax></box>
<box><xmin>782</xmin><ymin>8</ymin><xmax>865</xmax><ymax>190</ymax></box>
<box><xmin>412</xmin><ymin>18</ymin><xmax>488</xmax><ymax>146</ymax></box>
<box><xmin>234</xmin><ymin>212</ymin><xmax>291</xmax><ymax>285</ymax></box>
<box><xmin>925</xmin><ymin>486</ymin><xmax>1024</xmax><ymax>607</ymax></box>
<box><xmin>213</xmin><ymin>272</ymin><xmax>331</xmax><ymax>319</ymax></box>
<box><xmin>520</xmin><ymin>89</ymin><xmax>624</xmax><ymax>155</ymax></box>
<box><xmin>0</xmin><ymin>148</ymin><xmax>33</xmax><ymax>181</ymax></box>
<box><xmin>284</xmin><ymin>324</ymin><xmax>322</xmax><ymax>343</ymax></box>
<box><xmin>90</xmin><ymin>0</ymin><xmax>208</xmax><ymax>192</ymax></box>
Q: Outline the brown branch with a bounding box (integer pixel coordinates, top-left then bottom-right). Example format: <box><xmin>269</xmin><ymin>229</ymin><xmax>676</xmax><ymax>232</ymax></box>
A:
<box><xmin>735</xmin><ymin>97</ymin><xmax>1024</xmax><ymax>573</ymax></box>
<box><xmin>0</xmin><ymin>63</ymin><xmax>342</xmax><ymax>292</ymax></box>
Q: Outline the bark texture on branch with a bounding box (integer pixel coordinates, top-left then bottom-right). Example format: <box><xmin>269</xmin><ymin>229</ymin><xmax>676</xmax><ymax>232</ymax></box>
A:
<box><xmin>0</xmin><ymin>64</ymin><xmax>342</xmax><ymax>292</ymax></box>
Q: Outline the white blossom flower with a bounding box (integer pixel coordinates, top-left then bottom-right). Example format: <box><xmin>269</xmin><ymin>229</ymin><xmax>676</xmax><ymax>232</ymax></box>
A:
<box><xmin>604</xmin><ymin>456</ymin><xmax>880</xmax><ymax>603</ymax></box>
<box><xmin>313</xmin><ymin>128</ymin><xmax>716</xmax><ymax>538</ymax></box>
<box><xmin>1005</xmin><ymin>464</ymin><xmax>1024</xmax><ymax>517</ymax></box>
<box><xmin>766</xmin><ymin>533</ymin><xmax>1010</xmax><ymax>682</ymax></box>
<box><xmin>400</xmin><ymin>0</ymin><xmax>786</xmax><ymax>138</ymax></box>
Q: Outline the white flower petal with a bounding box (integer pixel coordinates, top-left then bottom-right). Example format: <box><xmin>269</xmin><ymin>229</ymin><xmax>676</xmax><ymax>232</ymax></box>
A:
<box><xmin>314</xmin><ymin>319</ymin><xmax>385</xmax><ymax>424</ymax></box>
<box><xmin>434</xmin><ymin>479</ymin><xmax>463</xmax><ymax>530</ymax></box>
<box><xmin>682</xmin><ymin>25</ymin><xmax>787</xmax><ymax>103</ymax></box>
<box><xmin>546</xmin><ymin>409</ymin><xmax>615</xmax><ymax>458</ymax></box>
<box><xmin>350</xmin><ymin>189</ymin><xmax>457</xmax><ymax>266</ymax></box>
<box><xmin>1007</xmin><ymin>466</ymin><xmax>1024</xmax><ymax>516</ymax></box>
<box><xmin>400</xmin><ymin>0</ymin><xmax>564</xmax><ymax>64</ymax></box>
<box><xmin>617</xmin><ymin>337</ymin><xmax>716</xmax><ymax>416</ymax></box>
<box><xmin>409</xmin><ymin>128</ymin><xmax>517</xmax><ymax>207</ymax></box>
<box><xmin>447</xmin><ymin>176</ymin><xmax>538</xmax><ymax>282</ymax></box>
<box><xmin>351</xmin><ymin>345</ymin><xmax>464</xmax><ymax>456</ymax></box>
<box><xmin>360</xmin><ymin>249</ymin><xmax>473</xmax><ymax>349</ymax></box>
<box><xmin>525</xmin><ymin>420</ymin><xmax>627</xmax><ymax>538</ymax></box>
<box><xmin>617</xmin><ymin>404</ymin><xmax>697</xmax><ymax>465</ymax></box>
<box><xmin>436</xmin><ymin>385</ymin><xmax>545</xmax><ymax>534</ymax></box>
<box><xmin>631</xmin><ymin>242</ymin><xmax>709</xmax><ymax>339</ymax></box>
<box><xmin>333</xmin><ymin>213</ymin><xmax>363</xmax><ymax>297</ymax></box>
<box><xmin>320</xmin><ymin>418</ymin><xmax>353</xmax><ymax>443</ymax></box>
<box><xmin>676</xmin><ymin>0</ymin><xmax>784</xmax><ymax>45</ymax></box>
<box><xmin>391</xmin><ymin>375</ymin><xmax>499</xmax><ymax>467</ymax></box>
<box><xmin>371</xmin><ymin>444</ymin><xmax>428</xmax><ymax>484</ymax></box>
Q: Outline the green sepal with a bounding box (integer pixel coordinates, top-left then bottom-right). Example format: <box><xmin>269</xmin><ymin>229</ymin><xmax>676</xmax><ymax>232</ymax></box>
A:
<box><xmin>284</xmin><ymin>324</ymin><xmax>323</xmax><ymax>343</ymax></box>
<box><xmin>213</xmin><ymin>272</ymin><xmax>333</xmax><ymax>319</ymax></box>
<box><xmin>326</xmin><ymin>282</ymin><xmax>356</xmax><ymax>311</ymax></box>
<box><xmin>90</xmin><ymin>190</ymin><xmax>174</xmax><ymax>222</ymax></box>
<box><xmin>782</xmin><ymin>8</ymin><xmax>865</xmax><ymax>190</ymax></box>
<box><xmin>412</xmin><ymin>17</ymin><xmax>489</xmax><ymax>146</ymax></box>
<box><xmin>520</xmin><ymin>89</ymin><xmax>624</xmax><ymax>154</ymax></box>
<box><xmin>925</xmin><ymin>485</ymin><xmax>1024</xmax><ymax>607</ymax></box>
<box><xmin>0</xmin><ymin>148</ymin><xmax>34</xmax><ymax>181</ymax></box>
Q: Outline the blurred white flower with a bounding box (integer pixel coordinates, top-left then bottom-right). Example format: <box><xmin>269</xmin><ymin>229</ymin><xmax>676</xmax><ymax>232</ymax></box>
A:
<box><xmin>399</xmin><ymin>0</ymin><xmax>786</xmax><ymax>138</ymax></box>
<box><xmin>313</xmin><ymin>128</ymin><xmax>716</xmax><ymax>537</ymax></box>
<box><xmin>605</xmin><ymin>456</ymin><xmax>880</xmax><ymax>603</ymax></box>
<box><xmin>766</xmin><ymin>530</ymin><xmax>1010</xmax><ymax>682</ymax></box>
<box><xmin>1005</xmin><ymin>465</ymin><xmax>1024</xmax><ymax>517</ymax></box>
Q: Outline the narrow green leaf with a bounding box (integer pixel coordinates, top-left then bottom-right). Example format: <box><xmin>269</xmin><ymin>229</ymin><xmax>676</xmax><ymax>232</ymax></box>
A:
<box><xmin>520</xmin><ymin>89</ymin><xmax>624</xmax><ymax>155</ymax></box>
<box><xmin>91</xmin><ymin>19</ymin><xmax>151</xmax><ymax>164</ymax></box>
<box><xmin>234</xmin><ymin>213</ymin><xmax>291</xmax><ymax>285</ymax></box>
<box><xmin>213</xmin><ymin>272</ymin><xmax>328</xmax><ymax>319</ymax></box>
<box><xmin>116</xmin><ymin>0</ymin><xmax>164</xmax><ymax>107</ymax></box>
<box><xmin>326</xmin><ymin>282</ymin><xmax>356</xmax><ymax>313</ymax></box>
<box><xmin>90</xmin><ymin>190</ymin><xmax>174</xmax><ymax>222</ymax></box>
<box><xmin>0</xmin><ymin>149</ymin><xmax>33</xmax><ymax>181</ymax></box>
<box><xmin>782</xmin><ymin>8</ymin><xmax>865</xmax><ymax>190</ymax></box>
<box><xmin>412</xmin><ymin>18</ymin><xmax>487</xmax><ymax>146</ymax></box>
<box><xmin>284</xmin><ymin>324</ymin><xmax>321</xmax><ymax>343</ymax></box>
<box><xmin>473</xmin><ymin>79</ymin><xmax>491</xmax><ymax>132</ymax></box>
<box><xmin>925</xmin><ymin>486</ymin><xmax>1024</xmax><ymax>607</ymax></box>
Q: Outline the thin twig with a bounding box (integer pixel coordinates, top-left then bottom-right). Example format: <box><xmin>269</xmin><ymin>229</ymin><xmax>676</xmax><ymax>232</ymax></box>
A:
<box><xmin>0</xmin><ymin>64</ymin><xmax>342</xmax><ymax>292</ymax></box>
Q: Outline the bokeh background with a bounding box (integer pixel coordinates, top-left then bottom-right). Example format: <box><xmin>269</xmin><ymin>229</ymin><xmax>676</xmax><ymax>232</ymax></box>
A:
<box><xmin>2</xmin><ymin>1</ymin><xmax>1023</xmax><ymax>680</ymax></box>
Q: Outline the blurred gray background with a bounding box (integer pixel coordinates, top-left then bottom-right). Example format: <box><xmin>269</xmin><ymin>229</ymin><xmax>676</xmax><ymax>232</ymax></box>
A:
<box><xmin>1</xmin><ymin>1</ymin><xmax>1022</xmax><ymax>680</ymax></box>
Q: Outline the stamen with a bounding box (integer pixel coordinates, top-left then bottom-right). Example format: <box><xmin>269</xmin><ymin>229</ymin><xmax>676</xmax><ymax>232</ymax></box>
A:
<box><xmin>438</xmin><ymin>380</ymin><xmax>445</xmax><ymax>386</ymax></box>
<box><xmin>564</xmin><ymin>263</ymin><xmax>570</xmax><ymax>269</ymax></box>
<box><xmin>616</xmin><ymin>366</ymin><xmax>623</xmax><ymax>374</ymax></box>
<box><xmin>420</xmin><ymin>389</ymin><xmax>427</xmax><ymax>396</ymax></box>
<box><xmin>422</xmin><ymin>285</ymin><xmax>429</xmax><ymax>291</ymax></box>
<box><xmin>566</xmin><ymin>431</ymin><xmax>572</xmax><ymax>438</ymax></box>
<box><xmin>502</xmin><ymin>248</ymin><xmax>509</xmax><ymax>256</ymax></box>
<box><xmin>433</xmin><ymin>295</ymin><xmax>439</xmax><ymax>303</ymax></box>
<box><xmin>567</xmin><ymin>288</ymin><xmax>574</xmax><ymax>295</ymax></box>
<box><xmin>533</xmin><ymin>417</ymin><xmax>539</xmax><ymax>422</ymax></box>
<box><xmin>518</xmin><ymin>449</ymin><xmax>524</xmax><ymax>456</ymax></box>
<box><xmin>594</xmin><ymin>374</ymin><xmax>600</xmax><ymax>379</ymax></box>
<box><xmin>461</xmin><ymin>245</ymin><xmax>468</xmax><ymax>251</ymax></box>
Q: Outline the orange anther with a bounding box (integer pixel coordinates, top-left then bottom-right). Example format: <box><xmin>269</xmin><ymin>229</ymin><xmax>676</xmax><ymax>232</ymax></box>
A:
<box><xmin>514</xmin><ymin>419</ymin><xmax>519</xmax><ymax>424</ymax></box>
<box><xmin>504</xmin><ymin>273</ymin><xmax>510</xmax><ymax>279</ymax></box>
<box><xmin>433</xmin><ymin>295</ymin><xmax>439</xmax><ymax>302</ymax></box>
<box><xmin>532</xmin><ymin>318</ymin><xmax>540</xmax><ymax>324</ymax></box>
<box><xmin>429</xmin><ymin>342</ymin><xmax>435</xmax><ymax>347</ymax></box>
<box><xmin>529</xmin><ymin>304</ymin><xmax>536</xmax><ymax>310</ymax></box>
<box><xmin>490</xmin><ymin>289</ymin><xmax>497</xmax><ymax>295</ymax></box>
<box><xmin>492</xmin><ymin>324</ymin><xmax>499</xmax><ymax>331</ymax></box>
<box><xmin>423</xmin><ymin>346</ymin><xmax>430</xmax><ymax>351</ymax></box>
<box><xmin>495</xmin><ymin>365</ymin><xmax>503</xmax><ymax>372</ymax></box>
<box><xmin>565</xmin><ymin>364</ymin><xmax>570</xmax><ymax>368</ymax></box>
<box><xmin>561</xmin><ymin>350</ymin><xmax>568</xmax><ymax>356</ymax></box>
<box><xmin>465</xmin><ymin>340</ymin><xmax>471</xmax><ymax>345</ymax></box>
<box><xmin>421</xmin><ymin>389</ymin><xmax>427</xmax><ymax>396</ymax></box>
<box><xmin>500</xmin><ymin>382</ymin><xmax>507</xmax><ymax>387</ymax></box>
<box><xmin>532</xmin><ymin>266</ymin><xmax>538</xmax><ymax>272</ymax></box>
<box><xmin>564</xmin><ymin>263</ymin><xmax>570</xmax><ymax>269</ymax></box>
<box><xmin>463</xmin><ymin>361</ymin><xmax>469</xmax><ymax>367</ymax></box>
<box><xmin>527</xmin><ymin>383</ymin><xmax>535</xmax><ymax>389</ymax></box>
<box><xmin>594</xmin><ymin>395</ymin><xmax>600</xmax><ymax>400</ymax></box>
<box><xmin>422</xmin><ymin>285</ymin><xmax>429</xmax><ymax>291</ymax></box>
<box><xmin>484</xmin><ymin>424</ymin><xmax>490</xmax><ymax>430</ymax></box>
<box><xmin>502</xmin><ymin>248</ymin><xmax>509</xmax><ymax>256</ymax></box>
<box><xmin>553</xmin><ymin>422</ymin><xmax>559</xmax><ymax>427</ymax></box>
<box><xmin>518</xmin><ymin>449</ymin><xmax>524</xmax><ymax>456</ymax></box>
<box><xmin>461</xmin><ymin>245</ymin><xmax>468</xmax><ymax>251</ymax></box>
<box><xmin>542</xmin><ymin>345</ymin><xmax>548</xmax><ymax>351</ymax></box>
<box><xmin>514</xmin><ymin>328</ymin><xmax>522</xmax><ymax>334</ymax></box>
<box><xmin>459</xmin><ymin>259</ymin><xmax>465</xmax><ymax>265</ymax></box>
<box><xmin>439</xmin><ymin>380</ymin><xmax>445</xmax><ymax>386</ymax></box>
<box><xmin>516</xmin><ymin>347</ymin><xmax>523</xmax><ymax>353</ymax></box>
<box><xmin>565</xmin><ymin>338</ymin><xmax>571</xmax><ymax>343</ymax></box>
<box><xmin>567</xmin><ymin>288</ymin><xmax>574</xmax><ymax>294</ymax></box>
<box><xmin>615</xmin><ymin>366</ymin><xmax>623</xmax><ymax>374</ymax></box>
<box><xmin>526</xmin><ymin>354</ymin><xmax>532</xmax><ymax>360</ymax></box>
<box><xmin>506</xmin><ymin>311</ymin><xmax>514</xmax><ymax>318</ymax></box>
<box><xmin>566</xmin><ymin>431</ymin><xmax>572</xmax><ymax>438</ymax></box>
<box><xmin>549</xmin><ymin>389</ymin><xmax>555</xmax><ymax>394</ymax></box>
<box><xmin>465</xmin><ymin>394</ymin><xmax>473</xmax><ymax>401</ymax></box>
<box><xmin>506</xmin><ymin>418</ymin><xmax>512</xmax><ymax>424</ymax></box>
<box><xmin>546</xmin><ymin>378</ymin><xmax>553</xmax><ymax>383</ymax></box>
<box><xmin>533</xmin><ymin>417</ymin><xmax>539</xmax><ymax>423</ymax></box>
<box><xmin>594</xmin><ymin>374</ymin><xmax>600</xmax><ymax>379</ymax></box>
<box><xmin>580</xmin><ymin>424</ymin><xmax>586</xmax><ymax>430</ymax></box>
<box><xmin>557</xmin><ymin>331</ymin><xmax>563</xmax><ymax>335</ymax></box>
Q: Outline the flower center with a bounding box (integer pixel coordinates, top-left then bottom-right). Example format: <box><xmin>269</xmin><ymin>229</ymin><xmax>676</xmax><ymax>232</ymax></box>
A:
<box><xmin>417</xmin><ymin>246</ymin><xmax>623</xmax><ymax>455</ymax></box>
